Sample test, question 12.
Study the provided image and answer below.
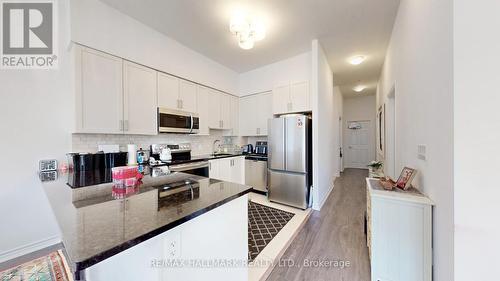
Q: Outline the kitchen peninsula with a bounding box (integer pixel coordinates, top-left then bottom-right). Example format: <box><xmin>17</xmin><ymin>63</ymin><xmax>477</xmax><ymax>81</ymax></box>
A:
<box><xmin>41</xmin><ymin>167</ymin><xmax>251</xmax><ymax>281</ymax></box>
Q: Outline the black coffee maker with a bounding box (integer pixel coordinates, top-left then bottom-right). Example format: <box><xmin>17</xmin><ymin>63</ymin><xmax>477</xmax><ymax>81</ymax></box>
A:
<box><xmin>242</xmin><ymin>144</ymin><xmax>254</xmax><ymax>154</ymax></box>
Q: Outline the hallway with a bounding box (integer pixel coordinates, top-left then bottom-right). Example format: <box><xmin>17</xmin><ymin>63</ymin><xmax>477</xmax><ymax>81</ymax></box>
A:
<box><xmin>267</xmin><ymin>169</ymin><xmax>370</xmax><ymax>281</ymax></box>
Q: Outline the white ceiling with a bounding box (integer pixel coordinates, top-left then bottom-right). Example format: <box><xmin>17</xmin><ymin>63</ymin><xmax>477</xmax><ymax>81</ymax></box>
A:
<box><xmin>99</xmin><ymin>0</ymin><xmax>400</xmax><ymax>97</ymax></box>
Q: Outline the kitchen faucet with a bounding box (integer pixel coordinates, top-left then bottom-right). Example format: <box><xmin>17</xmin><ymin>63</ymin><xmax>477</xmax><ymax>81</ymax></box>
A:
<box><xmin>213</xmin><ymin>139</ymin><xmax>221</xmax><ymax>155</ymax></box>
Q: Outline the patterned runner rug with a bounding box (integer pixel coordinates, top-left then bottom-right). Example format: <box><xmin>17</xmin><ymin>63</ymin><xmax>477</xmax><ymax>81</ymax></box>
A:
<box><xmin>0</xmin><ymin>250</ymin><xmax>72</xmax><ymax>281</ymax></box>
<box><xmin>248</xmin><ymin>201</ymin><xmax>295</xmax><ymax>261</ymax></box>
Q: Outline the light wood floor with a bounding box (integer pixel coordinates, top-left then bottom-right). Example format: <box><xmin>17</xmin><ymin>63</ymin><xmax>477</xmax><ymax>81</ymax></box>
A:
<box><xmin>267</xmin><ymin>168</ymin><xmax>370</xmax><ymax>281</ymax></box>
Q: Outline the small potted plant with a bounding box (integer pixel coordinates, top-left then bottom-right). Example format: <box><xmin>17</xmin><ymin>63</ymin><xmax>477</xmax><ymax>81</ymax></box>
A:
<box><xmin>367</xmin><ymin>161</ymin><xmax>383</xmax><ymax>174</ymax></box>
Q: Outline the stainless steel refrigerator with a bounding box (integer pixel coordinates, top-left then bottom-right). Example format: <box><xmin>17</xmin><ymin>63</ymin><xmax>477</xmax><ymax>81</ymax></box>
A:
<box><xmin>268</xmin><ymin>115</ymin><xmax>312</xmax><ymax>209</ymax></box>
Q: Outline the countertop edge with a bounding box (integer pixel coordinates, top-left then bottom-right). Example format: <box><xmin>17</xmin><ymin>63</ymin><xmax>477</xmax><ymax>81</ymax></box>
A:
<box><xmin>69</xmin><ymin>187</ymin><xmax>252</xmax><ymax>272</ymax></box>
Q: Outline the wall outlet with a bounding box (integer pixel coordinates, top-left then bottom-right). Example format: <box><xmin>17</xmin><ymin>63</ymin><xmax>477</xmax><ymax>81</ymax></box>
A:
<box><xmin>164</xmin><ymin>231</ymin><xmax>181</xmax><ymax>259</ymax></box>
<box><xmin>39</xmin><ymin>171</ymin><xmax>58</xmax><ymax>182</ymax></box>
<box><xmin>417</xmin><ymin>144</ymin><xmax>427</xmax><ymax>160</ymax></box>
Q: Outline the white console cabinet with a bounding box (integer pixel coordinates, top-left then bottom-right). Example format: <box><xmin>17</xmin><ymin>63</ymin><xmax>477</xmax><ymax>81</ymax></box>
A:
<box><xmin>366</xmin><ymin>178</ymin><xmax>434</xmax><ymax>281</ymax></box>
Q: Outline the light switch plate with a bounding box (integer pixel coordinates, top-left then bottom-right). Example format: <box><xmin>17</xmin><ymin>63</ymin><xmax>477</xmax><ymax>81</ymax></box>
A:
<box><xmin>39</xmin><ymin>159</ymin><xmax>57</xmax><ymax>171</ymax></box>
<box><xmin>417</xmin><ymin>144</ymin><xmax>426</xmax><ymax>160</ymax></box>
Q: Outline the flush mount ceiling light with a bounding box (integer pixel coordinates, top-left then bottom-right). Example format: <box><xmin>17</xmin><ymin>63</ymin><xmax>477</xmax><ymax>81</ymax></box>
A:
<box><xmin>353</xmin><ymin>85</ymin><xmax>366</xmax><ymax>92</ymax></box>
<box><xmin>229</xmin><ymin>13</ymin><xmax>266</xmax><ymax>50</ymax></box>
<box><xmin>349</xmin><ymin>55</ymin><xmax>366</xmax><ymax>65</ymax></box>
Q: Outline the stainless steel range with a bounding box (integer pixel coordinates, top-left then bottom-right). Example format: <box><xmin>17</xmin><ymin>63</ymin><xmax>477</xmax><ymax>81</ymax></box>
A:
<box><xmin>150</xmin><ymin>143</ymin><xmax>209</xmax><ymax>177</ymax></box>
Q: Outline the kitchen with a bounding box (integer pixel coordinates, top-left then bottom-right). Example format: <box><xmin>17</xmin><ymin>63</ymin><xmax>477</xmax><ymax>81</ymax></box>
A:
<box><xmin>48</xmin><ymin>38</ymin><xmax>312</xmax><ymax>280</ymax></box>
<box><xmin>1</xmin><ymin>0</ymin><xmax>373</xmax><ymax>280</ymax></box>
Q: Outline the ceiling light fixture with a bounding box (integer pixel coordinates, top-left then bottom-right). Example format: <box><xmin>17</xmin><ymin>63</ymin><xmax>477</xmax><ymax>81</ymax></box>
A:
<box><xmin>353</xmin><ymin>85</ymin><xmax>366</xmax><ymax>92</ymax></box>
<box><xmin>349</xmin><ymin>55</ymin><xmax>366</xmax><ymax>65</ymax></box>
<box><xmin>229</xmin><ymin>13</ymin><xmax>266</xmax><ymax>50</ymax></box>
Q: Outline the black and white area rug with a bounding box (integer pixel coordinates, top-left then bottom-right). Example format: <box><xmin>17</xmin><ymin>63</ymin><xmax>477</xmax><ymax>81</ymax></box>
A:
<box><xmin>248</xmin><ymin>201</ymin><xmax>295</xmax><ymax>261</ymax></box>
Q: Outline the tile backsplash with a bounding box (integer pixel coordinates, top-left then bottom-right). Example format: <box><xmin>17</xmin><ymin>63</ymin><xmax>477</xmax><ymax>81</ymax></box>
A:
<box><xmin>72</xmin><ymin>131</ymin><xmax>235</xmax><ymax>156</ymax></box>
<box><xmin>72</xmin><ymin>132</ymin><xmax>269</xmax><ymax>156</ymax></box>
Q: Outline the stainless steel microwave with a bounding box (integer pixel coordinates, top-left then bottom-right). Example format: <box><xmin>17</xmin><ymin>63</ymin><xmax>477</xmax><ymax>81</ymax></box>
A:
<box><xmin>158</xmin><ymin>108</ymin><xmax>199</xmax><ymax>134</ymax></box>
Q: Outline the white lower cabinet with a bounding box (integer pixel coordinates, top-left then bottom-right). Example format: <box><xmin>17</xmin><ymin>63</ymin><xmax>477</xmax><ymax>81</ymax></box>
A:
<box><xmin>209</xmin><ymin>156</ymin><xmax>245</xmax><ymax>184</ymax></box>
<box><xmin>366</xmin><ymin>178</ymin><xmax>434</xmax><ymax>281</ymax></box>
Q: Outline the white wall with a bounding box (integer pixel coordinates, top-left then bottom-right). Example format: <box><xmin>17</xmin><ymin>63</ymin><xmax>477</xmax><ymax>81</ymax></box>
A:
<box><xmin>70</xmin><ymin>0</ymin><xmax>239</xmax><ymax>94</ymax></box>
<box><xmin>454</xmin><ymin>1</ymin><xmax>500</xmax><ymax>280</ymax></box>
<box><xmin>0</xmin><ymin>0</ymin><xmax>72</xmax><ymax>261</ymax></box>
<box><xmin>376</xmin><ymin>0</ymin><xmax>454</xmax><ymax>280</ymax></box>
<box><xmin>311</xmin><ymin>40</ymin><xmax>340</xmax><ymax>210</ymax></box>
<box><xmin>238</xmin><ymin>52</ymin><xmax>311</xmax><ymax>96</ymax></box>
<box><xmin>343</xmin><ymin>95</ymin><xmax>376</xmax><ymax>168</ymax></box>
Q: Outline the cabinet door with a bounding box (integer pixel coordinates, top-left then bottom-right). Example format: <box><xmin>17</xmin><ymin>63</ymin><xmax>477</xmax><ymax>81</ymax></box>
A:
<box><xmin>209</xmin><ymin>160</ymin><xmax>219</xmax><ymax>179</ymax></box>
<box><xmin>179</xmin><ymin>80</ymin><xmax>198</xmax><ymax>112</ymax></box>
<box><xmin>75</xmin><ymin>46</ymin><xmax>123</xmax><ymax>134</ymax></box>
<box><xmin>196</xmin><ymin>86</ymin><xmax>211</xmax><ymax>135</ymax></box>
<box><xmin>218</xmin><ymin>158</ymin><xmax>232</xmax><ymax>182</ymax></box>
<box><xmin>258</xmin><ymin>92</ymin><xmax>273</xmax><ymax>135</ymax></box>
<box><xmin>123</xmin><ymin>61</ymin><xmax>158</xmax><ymax>135</ymax></box>
<box><xmin>239</xmin><ymin>95</ymin><xmax>257</xmax><ymax>136</ymax></box>
<box><xmin>157</xmin><ymin>72</ymin><xmax>180</xmax><ymax>110</ymax></box>
<box><xmin>231</xmin><ymin>157</ymin><xmax>245</xmax><ymax>184</ymax></box>
<box><xmin>272</xmin><ymin>84</ymin><xmax>290</xmax><ymax>114</ymax></box>
<box><xmin>207</xmin><ymin>90</ymin><xmax>221</xmax><ymax>129</ymax></box>
<box><xmin>220</xmin><ymin>93</ymin><xmax>231</xmax><ymax>129</ymax></box>
<box><xmin>290</xmin><ymin>81</ymin><xmax>310</xmax><ymax>112</ymax></box>
<box><xmin>228</xmin><ymin>96</ymin><xmax>239</xmax><ymax>136</ymax></box>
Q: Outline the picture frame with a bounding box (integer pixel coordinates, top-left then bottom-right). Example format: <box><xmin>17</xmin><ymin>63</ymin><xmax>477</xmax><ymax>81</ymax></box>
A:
<box><xmin>396</xmin><ymin>167</ymin><xmax>417</xmax><ymax>190</ymax></box>
<box><xmin>377</xmin><ymin>104</ymin><xmax>385</xmax><ymax>156</ymax></box>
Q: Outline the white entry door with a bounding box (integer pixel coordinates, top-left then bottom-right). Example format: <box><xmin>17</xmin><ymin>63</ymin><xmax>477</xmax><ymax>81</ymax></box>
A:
<box><xmin>345</xmin><ymin>121</ymin><xmax>373</xmax><ymax>169</ymax></box>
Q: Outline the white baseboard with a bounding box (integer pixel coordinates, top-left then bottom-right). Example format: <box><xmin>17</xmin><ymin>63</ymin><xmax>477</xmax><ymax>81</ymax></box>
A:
<box><xmin>312</xmin><ymin>182</ymin><xmax>335</xmax><ymax>211</ymax></box>
<box><xmin>0</xmin><ymin>236</ymin><xmax>61</xmax><ymax>263</ymax></box>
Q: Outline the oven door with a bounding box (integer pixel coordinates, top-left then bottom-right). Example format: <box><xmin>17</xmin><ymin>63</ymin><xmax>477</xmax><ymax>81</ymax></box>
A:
<box><xmin>158</xmin><ymin>108</ymin><xmax>199</xmax><ymax>134</ymax></box>
<box><xmin>168</xmin><ymin>161</ymin><xmax>209</xmax><ymax>177</ymax></box>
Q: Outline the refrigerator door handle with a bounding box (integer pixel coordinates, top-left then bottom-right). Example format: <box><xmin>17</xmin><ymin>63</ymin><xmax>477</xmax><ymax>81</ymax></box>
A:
<box><xmin>283</xmin><ymin>120</ymin><xmax>287</xmax><ymax>170</ymax></box>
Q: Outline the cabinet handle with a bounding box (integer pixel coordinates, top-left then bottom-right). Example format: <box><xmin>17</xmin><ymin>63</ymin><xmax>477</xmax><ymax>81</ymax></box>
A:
<box><xmin>124</xmin><ymin>120</ymin><xmax>129</xmax><ymax>131</ymax></box>
<box><xmin>119</xmin><ymin>120</ymin><xmax>123</xmax><ymax>131</ymax></box>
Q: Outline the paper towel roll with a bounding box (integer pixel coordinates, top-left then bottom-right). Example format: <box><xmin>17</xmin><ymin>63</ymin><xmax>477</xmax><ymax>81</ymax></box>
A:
<box><xmin>127</xmin><ymin>144</ymin><xmax>137</xmax><ymax>165</ymax></box>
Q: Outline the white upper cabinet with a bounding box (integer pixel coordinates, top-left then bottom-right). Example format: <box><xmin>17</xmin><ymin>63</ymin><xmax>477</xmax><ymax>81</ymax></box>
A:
<box><xmin>272</xmin><ymin>84</ymin><xmax>290</xmax><ymax>115</ymax></box>
<box><xmin>272</xmin><ymin>81</ymin><xmax>310</xmax><ymax>114</ymax></box>
<box><xmin>75</xmin><ymin>46</ymin><xmax>124</xmax><ymax>134</ymax></box>
<box><xmin>257</xmin><ymin>92</ymin><xmax>273</xmax><ymax>135</ymax></box>
<box><xmin>220</xmin><ymin>93</ymin><xmax>231</xmax><ymax>130</ymax></box>
<box><xmin>179</xmin><ymin>80</ymin><xmax>197</xmax><ymax>113</ymax></box>
<box><xmin>207</xmin><ymin>89</ymin><xmax>221</xmax><ymax>129</ymax></box>
<box><xmin>239</xmin><ymin>95</ymin><xmax>256</xmax><ymax>136</ymax></box>
<box><xmin>196</xmin><ymin>86</ymin><xmax>211</xmax><ymax>135</ymax></box>
<box><xmin>228</xmin><ymin>96</ymin><xmax>239</xmax><ymax>136</ymax></box>
<box><xmin>158</xmin><ymin>73</ymin><xmax>197</xmax><ymax>112</ymax></box>
<box><xmin>290</xmin><ymin>81</ymin><xmax>310</xmax><ymax>112</ymax></box>
<box><xmin>239</xmin><ymin>92</ymin><xmax>272</xmax><ymax>136</ymax></box>
<box><xmin>207</xmin><ymin>90</ymin><xmax>232</xmax><ymax>130</ymax></box>
<box><xmin>157</xmin><ymin>72</ymin><xmax>179</xmax><ymax>110</ymax></box>
<box><xmin>123</xmin><ymin>61</ymin><xmax>158</xmax><ymax>135</ymax></box>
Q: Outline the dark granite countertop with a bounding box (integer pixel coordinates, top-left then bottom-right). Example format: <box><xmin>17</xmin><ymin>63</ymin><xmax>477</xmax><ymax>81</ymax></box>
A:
<box><xmin>159</xmin><ymin>153</ymin><xmax>244</xmax><ymax>166</ymax></box>
<box><xmin>41</xmin><ymin>169</ymin><xmax>251</xmax><ymax>272</ymax></box>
